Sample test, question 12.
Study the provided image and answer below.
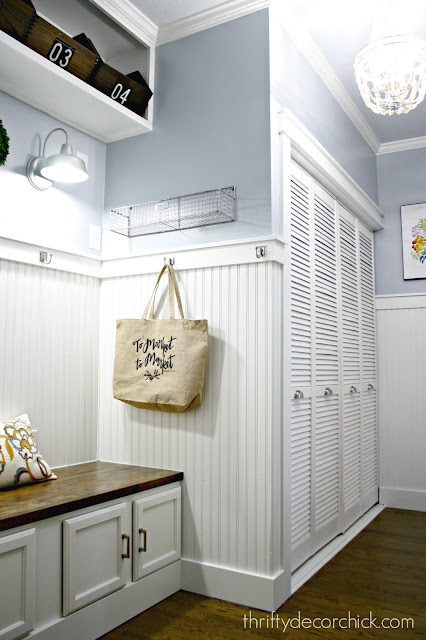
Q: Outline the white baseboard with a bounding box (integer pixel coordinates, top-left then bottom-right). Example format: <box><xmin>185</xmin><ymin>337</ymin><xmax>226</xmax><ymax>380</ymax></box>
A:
<box><xmin>380</xmin><ymin>487</ymin><xmax>426</xmax><ymax>511</ymax></box>
<box><xmin>291</xmin><ymin>504</ymin><xmax>384</xmax><ymax>595</ymax></box>
<box><xmin>181</xmin><ymin>558</ymin><xmax>290</xmax><ymax>612</ymax></box>
<box><xmin>28</xmin><ymin>561</ymin><xmax>180</xmax><ymax>640</ymax></box>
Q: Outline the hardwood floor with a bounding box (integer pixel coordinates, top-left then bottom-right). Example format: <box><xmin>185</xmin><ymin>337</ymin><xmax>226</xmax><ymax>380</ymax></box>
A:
<box><xmin>101</xmin><ymin>508</ymin><xmax>425</xmax><ymax>639</ymax></box>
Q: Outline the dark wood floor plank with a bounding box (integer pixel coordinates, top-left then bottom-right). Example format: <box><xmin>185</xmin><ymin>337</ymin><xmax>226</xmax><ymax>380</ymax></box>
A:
<box><xmin>101</xmin><ymin>508</ymin><xmax>425</xmax><ymax>640</ymax></box>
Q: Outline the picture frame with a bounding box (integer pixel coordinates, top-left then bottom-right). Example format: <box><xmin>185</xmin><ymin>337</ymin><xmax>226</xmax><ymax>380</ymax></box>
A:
<box><xmin>401</xmin><ymin>202</ymin><xmax>426</xmax><ymax>279</ymax></box>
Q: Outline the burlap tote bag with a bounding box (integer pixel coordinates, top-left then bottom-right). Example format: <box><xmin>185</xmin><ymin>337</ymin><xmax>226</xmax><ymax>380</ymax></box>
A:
<box><xmin>113</xmin><ymin>264</ymin><xmax>208</xmax><ymax>413</ymax></box>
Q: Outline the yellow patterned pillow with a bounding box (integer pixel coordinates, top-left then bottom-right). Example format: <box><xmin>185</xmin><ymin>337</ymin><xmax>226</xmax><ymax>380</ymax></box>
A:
<box><xmin>0</xmin><ymin>414</ymin><xmax>56</xmax><ymax>489</ymax></box>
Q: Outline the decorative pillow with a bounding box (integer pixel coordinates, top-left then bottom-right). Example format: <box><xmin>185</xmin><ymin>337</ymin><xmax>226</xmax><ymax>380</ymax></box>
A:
<box><xmin>0</xmin><ymin>414</ymin><xmax>56</xmax><ymax>489</ymax></box>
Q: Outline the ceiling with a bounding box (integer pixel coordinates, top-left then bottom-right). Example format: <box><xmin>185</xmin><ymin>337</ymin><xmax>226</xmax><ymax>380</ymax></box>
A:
<box><xmin>130</xmin><ymin>0</ymin><xmax>426</xmax><ymax>148</ymax></box>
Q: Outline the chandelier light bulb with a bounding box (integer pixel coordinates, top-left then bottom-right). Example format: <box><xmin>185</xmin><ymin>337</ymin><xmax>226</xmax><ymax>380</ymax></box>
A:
<box><xmin>354</xmin><ymin>35</ymin><xmax>426</xmax><ymax>115</ymax></box>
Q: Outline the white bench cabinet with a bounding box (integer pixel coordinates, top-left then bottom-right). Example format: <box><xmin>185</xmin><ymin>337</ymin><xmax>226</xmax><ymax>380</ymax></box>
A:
<box><xmin>0</xmin><ymin>529</ymin><xmax>35</xmax><ymax>640</ymax></box>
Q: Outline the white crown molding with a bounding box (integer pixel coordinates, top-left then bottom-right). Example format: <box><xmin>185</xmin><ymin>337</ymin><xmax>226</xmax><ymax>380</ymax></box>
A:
<box><xmin>88</xmin><ymin>0</ymin><xmax>158</xmax><ymax>47</ymax></box>
<box><xmin>156</xmin><ymin>0</ymin><xmax>269</xmax><ymax>46</ymax></box>
<box><xmin>280</xmin><ymin>109</ymin><xmax>384</xmax><ymax>231</ymax></box>
<box><xmin>278</xmin><ymin>10</ymin><xmax>380</xmax><ymax>155</ymax></box>
<box><xmin>377</xmin><ymin>135</ymin><xmax>426</xmax><ymax>155</ymax></box>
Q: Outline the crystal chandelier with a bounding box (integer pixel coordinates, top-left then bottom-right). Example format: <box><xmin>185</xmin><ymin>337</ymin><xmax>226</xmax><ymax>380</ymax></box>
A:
<box><xmin>354</xmin><ymin>34</ymin><xmax>426</xmax><ymax>115</ymax></box>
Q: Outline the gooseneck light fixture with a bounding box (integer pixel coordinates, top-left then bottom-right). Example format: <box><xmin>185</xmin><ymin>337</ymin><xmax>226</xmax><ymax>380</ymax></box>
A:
<box><xmin>27</xmin><ymin>128</ymin><xmax>89</xmax><ymax>190</ymax></box>
<box><xmin>354</xmin><ymin>35</ymin><xmax>426</xmax><ymax>115</ymax></box>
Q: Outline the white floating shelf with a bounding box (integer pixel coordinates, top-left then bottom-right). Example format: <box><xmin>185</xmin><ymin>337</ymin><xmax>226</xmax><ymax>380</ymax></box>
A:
<box><xmin>0</xmin><ymin>30</ymin><xmax>153</xmax><ymax>143</ymax></box>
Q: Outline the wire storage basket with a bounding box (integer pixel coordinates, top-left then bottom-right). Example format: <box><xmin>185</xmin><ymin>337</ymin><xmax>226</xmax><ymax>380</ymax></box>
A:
<box><xmin>110</xmin><ymin>186</ymin><xmax>236</xmax><ymax>237</ymax></box>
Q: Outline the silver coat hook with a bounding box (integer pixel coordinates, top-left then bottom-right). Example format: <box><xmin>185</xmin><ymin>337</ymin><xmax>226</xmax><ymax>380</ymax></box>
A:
<box><xmin>40</xmin><ymin>250</ymin><xmax>52</xmax><ymax>264</ymax></box>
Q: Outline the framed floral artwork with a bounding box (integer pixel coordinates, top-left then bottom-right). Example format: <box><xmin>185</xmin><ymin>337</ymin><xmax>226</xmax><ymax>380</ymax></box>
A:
<box><xmin>401</xmin><ymin>203</ymin><xmax>426</xmax><ymax>279</ymax></box>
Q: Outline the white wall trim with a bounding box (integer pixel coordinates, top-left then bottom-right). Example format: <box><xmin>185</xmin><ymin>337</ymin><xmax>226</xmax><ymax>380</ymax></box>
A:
<box><xmin>376</xmin><ymin>293</ymin><xmax>426</xmax><ymax>310</ymax></box>
<box><xmin>380</xmin><ymin>488</ymin><xmax>426</xmax><ymax>512</ymax></box>
<box><xmin>378</xmin><ymin>136</ymin><xmax>426</xmax><ymax>155</ymax></box>
<box><xmin>101</xmin><ymin>236</ymin><xmax>286</xmax><ymax>277</ymax></box>
<box><xmin>0</xmin><ymin>235</ymin><xmax>286</xmax><ymax>278</ymax></box>
<box><xmin>279</xmin><ymin>109</ymin><xmax>384</xmax><ymax>232</ymax></box>
<box><xmin>0</xmin><ymin>236</ymin><xmax>101</xmax><ymax>278</ymax></box>
<box><xmin>156</xmin><ymin>0</ymin><xmax>269</xmax><ymax>46</ymax></box>
<box><xmin>291</xmin><ymin>504</ymin><xmax>384</xmax><ymax>594</ymax></box>
<box><xmin>181</xmin><ymin>559</ymin><xmax>290</xmax><ymax>612</ymax></box>
<box><xmin>88</xmin><ymin>0</ymin><xmax>158</xmax><ymax>47</ymax></box>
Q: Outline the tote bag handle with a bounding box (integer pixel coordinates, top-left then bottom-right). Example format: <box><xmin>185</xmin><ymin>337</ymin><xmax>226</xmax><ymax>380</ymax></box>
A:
<box><xmin>142</xmin><ymin>265</ymin><xmax>185</xmax><ymax>320</ymax></box>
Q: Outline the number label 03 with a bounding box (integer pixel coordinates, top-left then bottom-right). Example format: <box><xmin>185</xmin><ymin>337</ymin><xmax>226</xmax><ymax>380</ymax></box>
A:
<box><xmin>48</xmin><ymin>39</ymin><xmax>75</xmax><ymax>69</ymax></box>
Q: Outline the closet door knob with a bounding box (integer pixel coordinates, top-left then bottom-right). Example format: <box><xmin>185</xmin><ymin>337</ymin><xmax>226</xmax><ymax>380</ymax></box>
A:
<box><xmin>350</xmin><ymin>385</ymin><xmax>357</xmax><ymax>394</ymax></box>
<box><xmin>367</xmin><ymin>383</ymin><xmax>374</xmax><ymax>391</ymax></box>
<box><xmin>324</xmin><ymin>387</ymin><xmax>332</xmax><ymax>396</ymax></box>
<box><xmin>293</xmin><ymin>390</ymin><xmax>303</xmax><ymax>399</ymax></box>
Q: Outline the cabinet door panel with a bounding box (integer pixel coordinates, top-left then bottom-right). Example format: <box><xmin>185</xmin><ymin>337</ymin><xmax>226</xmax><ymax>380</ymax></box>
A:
<box><xmin>0</xmin><ymin>529</ymin><xmax>35</xmax><ymax>640</ymax></box>
<box><xmin>133</xmin><ymin>487</ymin><xmax>181</xmax><ymax>581</ymax></box>
<box><xmin>63</xmin><ymin>502</ymin><xmax>128</xmax><ymax>616</ymax></box>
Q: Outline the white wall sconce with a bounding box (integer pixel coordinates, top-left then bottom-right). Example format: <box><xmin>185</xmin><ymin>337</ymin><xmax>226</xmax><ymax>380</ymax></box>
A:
<box><xmin>27</xmin><ymin>127</ymin><xmax>89</xmax><ymax>190</ymax></box>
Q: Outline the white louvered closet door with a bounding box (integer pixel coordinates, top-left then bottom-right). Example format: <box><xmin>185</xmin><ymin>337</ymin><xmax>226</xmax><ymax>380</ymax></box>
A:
<box><xmin>290</xmin><ymin>165</ymin><xmax>340</xmax><ymax>570</ymax></box>
<box><xmin>290</xmin><ymin>162</ymin><xmax>378</xmax><ymax>571</ymax></box>
<box><xmin>359</xmin><ymin>225</ymin><xmax>378</xmax><ymax>512</ymax></box>
<box><xmin>338</xmin><ymin>205</ymin><xmax>362</xmax><ymax>530</ymax></box>
<box><xmin>312</xmin><ymin>184</ymin><xmax>340</xmax><ymax>555</ymax></box>
<box><xmin>290</xmin><ymin>164</ymin><xmax>313</xmax><ymax>570</ymax></box>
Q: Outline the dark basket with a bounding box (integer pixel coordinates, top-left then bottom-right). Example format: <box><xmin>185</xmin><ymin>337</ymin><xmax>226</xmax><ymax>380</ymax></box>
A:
<box><xmin>0</xmin><ymin>0</ymin><xmax>36</xmax><ymax>43</ymax></box>
<box><xmin>89</xmin><ymin>64</ymin><xmax>153</xmax><ymax>117</ymax></box>
<box><xmin>24</xmin><ymin>15</ymin><xmax>100</xmax><ymax>82</ymax></box>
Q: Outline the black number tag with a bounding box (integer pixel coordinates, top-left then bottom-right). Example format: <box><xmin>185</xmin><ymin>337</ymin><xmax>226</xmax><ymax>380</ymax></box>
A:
<box><xmin>111</xmin><ymin>82</ymin><xmax>132</xmax><ymax>105</ymax></box>
<box><xmin>48</xmin><ymin>38</ymin><xmax>75</xmax><ymax>69</ymax></box>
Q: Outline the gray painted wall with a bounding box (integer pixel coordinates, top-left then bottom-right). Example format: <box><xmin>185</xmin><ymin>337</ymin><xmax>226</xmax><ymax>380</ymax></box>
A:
<box><xmin>104</xmin><ymin>10</ymin><xmax>272</xmax><ymax>256</ymax></box>
<box><xmin>270</xmin><ymin>20</ymin><xmax>378</xmax><ymax>206</ymax></box>
<box><xmin>376</xmin><ymin>148</ymin><xmax>426</xmax><ymax>295</ymax></box>
<box><xmin>0</xmin><ymin>90</ymin><xmax>105</xmax><ymax>256</ymax></box>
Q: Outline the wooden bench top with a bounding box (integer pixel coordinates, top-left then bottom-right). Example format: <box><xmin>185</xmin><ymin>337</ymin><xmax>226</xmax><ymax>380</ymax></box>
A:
<box><xmin>0</xmin><ymin>461</ymin><xmax>183</xmax><ymax>532</ymax></box>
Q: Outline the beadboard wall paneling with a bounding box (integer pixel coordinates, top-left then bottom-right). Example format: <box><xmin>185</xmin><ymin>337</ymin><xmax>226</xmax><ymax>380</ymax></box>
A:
<box><xmin>376</xmin><ymin>298</ymin><xmax>426</xmax><ymax>508</ymax></box>
<box><xmin>0</xmin><ymin>259</ymin><xmax>99</xmax><ymax>467</ymax></box>
<box><xmin>98</xmin><ymin>262</ymin><xmax>283</xmax><ymax>575</ymax></box>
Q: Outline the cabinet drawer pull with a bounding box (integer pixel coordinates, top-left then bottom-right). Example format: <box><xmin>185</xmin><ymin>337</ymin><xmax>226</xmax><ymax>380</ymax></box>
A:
<box><xmin>122</xmin><ymin>533</ymin><xmax>130</xmax><ymax>559</ymax></box>
<box><xmin>324</xmin><ymin>387</ymin><xmax>332</xmax><ymax>396</ymax></box>
<box><xmin>293</xmin><ymin>390</ymin><xmax>303</xmax><ymax>399</ymax></box>
<box><xmin>367</xmin><ymin>383</ymin><xmax>374</xmax><ymax>391</ymax></box>
<box><xmin>350</xmin><ymin>385</ymin><xmax>357</xmax><ymax>394</ymax></box>
<box><xmin>139</xmin><ymin>528</ymin><xmax>147</xmax><ymax>553</ymax></box>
